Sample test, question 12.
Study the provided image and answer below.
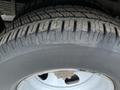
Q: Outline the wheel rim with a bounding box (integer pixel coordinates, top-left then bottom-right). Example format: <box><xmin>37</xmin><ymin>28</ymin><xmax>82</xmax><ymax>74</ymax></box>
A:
<box><xmin>17</xmin><ymin>69</ymin><xmax>114</xmax><ymax>90</ymax></box>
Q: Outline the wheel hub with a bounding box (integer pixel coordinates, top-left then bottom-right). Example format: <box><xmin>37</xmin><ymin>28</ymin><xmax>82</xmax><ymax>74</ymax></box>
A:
<box><xmin>17</xmin><ymin>69</ymin><xmax>114</xmax><ymax>90</ymax></box>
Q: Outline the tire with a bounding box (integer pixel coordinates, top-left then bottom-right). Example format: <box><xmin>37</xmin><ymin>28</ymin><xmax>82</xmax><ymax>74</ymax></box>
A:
<box><xmin>0</xmin><ymin>16</ymin><xmax>5</xmax><ymax>33</ymax></box>
<box><xmin>0</xmin><ymin>6</ymin><xmax>120</xmax><ymax>90</ymax></box>
<box><xmin>17</xmin><ymin>0</ymin><xmax>102</xmax><ymax>18</ymax></box>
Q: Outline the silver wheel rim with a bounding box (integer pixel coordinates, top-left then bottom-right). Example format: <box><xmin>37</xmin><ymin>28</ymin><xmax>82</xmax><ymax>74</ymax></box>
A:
<box><xmin>17</xmin><ymin>69</ymin><xmax>114</xmax><ymax>90</ymax></box>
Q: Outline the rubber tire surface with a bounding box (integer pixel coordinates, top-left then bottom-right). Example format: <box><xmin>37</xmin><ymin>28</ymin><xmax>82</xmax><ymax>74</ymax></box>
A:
<box><xmin>17</xmin><ymin>0</ymin><xmax>101</xmax><ymax>18</ymax></box>
<box><xmin>0</xmin><ymin>6</ymin><xmax>120</xmax><ymax>90</ymax></box>
<box><xmin>0</xmin><ymin>16</ymin><xmax>5</xmax><ymax>33</ymax></box>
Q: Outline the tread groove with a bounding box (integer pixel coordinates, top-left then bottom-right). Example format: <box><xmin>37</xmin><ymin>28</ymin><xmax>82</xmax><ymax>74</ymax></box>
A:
<box><xmin>14</xmin><ymin>29</ymin><xmax>20</xmax><ymax>40</ymax></box>
<box><xmin>24</xmin><ymin>26</ymin><xmax>30</xmax><ymax>37</ymax></box>
<box><xmin>44</xmin><ymin>11</ymin><xmax>52</xmax><ymax>18</ymax></box>
<box><xmin>34</xmin><ymin>11</ymin><xmax>42</xmax><ymax>20</ymax></box>
<box><xmin>6</xmin><ymin>32</ymin><xmax>11</xmax><ymax>43</ymax></box>
<box><xmin>73</xmin><ymin>20</ymin><xmax>77</xmax><ymax>32</ymax></box>
<box><xmin>35</xmin><ymin>23</ymin><xmax>40</xmax><ymax>35</ymax></box>
<box><xmin>47</xmin><ymin>21</ymin><xmax>52</xmax><ymax>33</ymax></box>
<box><xmin>27</xmin><ymin>16</ymin><xmax>32</xmax><ymax>23</ymax></box>
<box><xmin>103</xmin><ymin>23</ymin><xmax>107</xmax><ymax>36</ymax></box>
<box><xmin>114</xmin><ymin>27</ymin><xmax>119</xmax><ymax>38</ymax></box>
<box><xmin>88</xmin><ymin>21</ymin><xmax>91</xmax><ymax>33</ymax></box>
<box><xmin>0</xmin><ymin>37</ymin><xmax>3</xmax><ymax>42</ymax></box>
<box><xmin>61</xmin><ymin>20</ymin><xmax>65</xmax><ymax>32</ymax></box>
<box><xmin>54</xmin><ymin>8</ymin><xmax>64</xmax><ymax>17</ymax></box>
